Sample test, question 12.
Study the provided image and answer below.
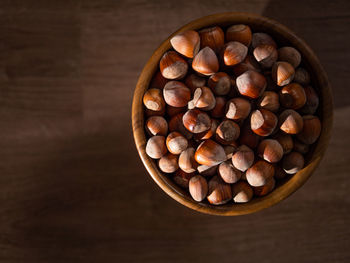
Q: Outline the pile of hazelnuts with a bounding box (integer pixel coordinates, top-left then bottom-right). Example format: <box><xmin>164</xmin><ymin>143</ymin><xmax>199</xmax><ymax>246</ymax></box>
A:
<box><xmin>143</xmin><ymin>24</ymin><xmax>321</xmax><ymax>205</ymax></box>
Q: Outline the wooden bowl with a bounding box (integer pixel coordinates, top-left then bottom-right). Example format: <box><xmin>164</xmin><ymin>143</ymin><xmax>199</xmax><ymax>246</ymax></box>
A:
<box><xmin>132</xmin><ymin>12</ymin><xmax>333</xmax><ymax>216</ymax></box>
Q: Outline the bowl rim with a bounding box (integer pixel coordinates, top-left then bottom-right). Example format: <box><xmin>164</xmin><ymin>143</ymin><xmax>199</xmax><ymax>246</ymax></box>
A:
<box><xmin>132</xmin><ymin>12</ymin><xmax>333</xmax><ymax>216</ymax></box>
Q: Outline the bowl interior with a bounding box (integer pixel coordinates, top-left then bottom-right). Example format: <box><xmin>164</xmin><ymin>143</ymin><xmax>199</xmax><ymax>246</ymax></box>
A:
<box><xmin>132</xmin><ymin>12</ymin><xmax>333</xmax><ymax>216</ymax></box>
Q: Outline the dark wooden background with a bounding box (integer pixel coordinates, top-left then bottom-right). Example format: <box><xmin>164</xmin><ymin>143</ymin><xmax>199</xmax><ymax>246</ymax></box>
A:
<box><xmin>0</xmin><ymin>0</ymin><xmax>349</xmax><ymax>262</ymax></box>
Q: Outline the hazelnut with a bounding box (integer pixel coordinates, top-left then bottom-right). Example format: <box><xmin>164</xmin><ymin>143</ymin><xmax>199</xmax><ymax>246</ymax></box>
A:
<box><xmin>179</xmin><ymin>147</ymin><xmax>198</xmax><ymax>173</ymax></box>
<box><xmin>300</xmin><ymin>86</ymin><xmax>319</xmax><ymax>114</ymax></box>
<box><xmin>246</xmin><ymin>160</ymin><xmax>275</xmax><ymax>187</ymax></box>
<box><xmin>150</xmin><ymin>71</ymin><xmax>169</xmax><ymax>89</ymax></box>
<box><xmin>226</xmin><ymin>24</ymin><xmax>252</xmax><ymax>46</ymax></box>
<box><xmin>293</xmin><ymin>140</ymin><xmax>310</xmax><ymax>154</ymax></box>
<box><xmin>236</xmin><ymin>70</ymin><xmax>267</xmax><ymax>99</ymax></box>
<box><xmin>168</xmin><ymin>113</ymin><xmax>193</xmax><ymax>139</ymax></box>
<box><xmin>163</xmin><ymin>81</ymin><xmax>191</xmax><ymax>107</ymax></box>
<box><xmin>207</xmin><ymin>176</ymin><xmax>232</xmax><ymax>205</ymax></box>
<box><xmin>272</xmin><ymin>61</ymin><xmax>295</xmax><ymax>86</ymax></box>
<box><xmin>252</xmin><ymin>33</ymin><xmax>277</xmax><ymax>49</ymax></box>
<box><xmin>282</xmin><ymin>151</ymin><xmax>305</xmax><ymax>174</ymax></box>
<box><xmin>188</xmin><ymin>86</ymin><xmax>216</xmax><ymax>111</ymax></box>
<box><xmin>189</xmin><ymin>175</ymin><xmax>208</xmax><ymax>202</ymax></box>
<box><xmin>210</xmin><ymin>96</ymin><xmax>227</xmax><ymax>118</ymax></box>
<box><xmin>232</xmin><ymin>181</ymin><xmax>253</xmax><ymax>203</ymax></box>
<box><xmin>253</xmin><ymin>44</ymin><xmax>278</xmax><ymax>68</ymax></box>
<box><xmin>218</xmin><ymin>160</ymin><xmax>242</xmax><ymax>184</ymax></box>
<box><xmin>182</xmin><ymin>109</ymin><xmax>211</xmax><ymax>133</ymax></box>
<box><xmin>273</xmin><ymin>133</ymin><xmax>294</xmax><ymax>154</ymax></box>
<box><xmin>294</xmin><ymin>67</ymin><xmax>310</xmax><ymax>85</ymax></box>
<box><xmin>145</xmin><ymin>116</ymin><xmax>168</xmax><ymax>136</ymax></box>
<box><xmin>166</xmin><ymin>105</ymin><xmax>186</xmax><ymax>117</ymax></box>
<box><xmin>184</xmin><ymin>73</ymin><xmax>206</xmax><ymax>93</ymax></box>
<box><xmin>199</xmin><ymin>26</ymin><xmax>225</xmax><ymax>53</ymax></box>
<box><xmin>279</xmin><ymin>83</ymin><xmax>306</xmax><ymax>109</ymax></box>
<box><xmin>173</xmin><ymin>170</ymin><xmax>194</xmax><ymax>188</ymax></box>
<box><xmin>194</xmin><ymin>139</ymin><xmax>226</xmax><ymax>166</ymax></box>
<box><xmin>250</xmin><ymin>109</ymin><xmax>278</xmax><ymax>136</ymax></box>
<box><xmin>278</xmin><ymin>47</ymin><xmax>301</xmax><ymax>68</ymax></box>
<box><xmin>145</xmin><ymin>135</ymin><xmax>167</xmax><ymax>159</ymax></box>
<box><xmin>296</xmin><ymin>115</ymin><xmax>321</xmax><ymax>144</ymax></box>
<box><xmin>224</xmin><ymin>145</ymin><xmax>237</xmax><ymax>160</ymax></box>
<box><xmin>192</xmin><ymin>47</ymin><xmax>219</xmax><ymax>76</ymax></box>
<box><xmin>194</xmin><ymin>119</ymin><xmax>218</xmax><ymax>141</ymax></box>
<box><xmin>225</xmin><ymin>97</ymin><xmax>251</xmax><ymax>120</ymax></box>
<box><xmin>239</xmin><ymin>123</ymin><xmax>260</xmax><ymax>149</ymax></box>
<box><xmin>257</xmin><ymin>91</ymin><xmax>280</xmax><ymax>112</ymax></box>
<box><xmin>158</xmin><ymin>153</ymin><xmax>179</xmax><ymax>173</ymax></box>
<box><xmin>166</xmin><ymin>131</ymin><xmax>188</xmax><ymax>155</ymax></box>
<box><xmin>278</xmin><ymin>109</ymin><xmax>303</xmax><ymax>134</ymax></box>
<box><xmin>197</xmin><ymin>164</ymin><xmax>218</xmax><ymax>177</ymax></box>
<box><xmin>231</xmin><ymin>145</ymin><xmax>254</xmax><ymax>172</ymax></box>
<box><xmin>216</xmin><ymin>120</ymin><xmax>240</xmax><ymax>144</ymax></box>
<box><xmin>257</xmin><ymin>139</ymin><xmax>284</xmax><ymax>163</ymax></box>
<box><xmin>208</xmin><ymin>72</ymin><xmax>232</xmax><ymax>95</ymax></box>
<box><xmin>143</xmin><ymin>88</ymin><xmax>166</xmax><ymax>112</ymax></box>
<box><xmin>221</xmin><ymin>41</ymin><xmax>248</xmax><ymax>66</ymax></box>
<box><xmin>253</xmin><ymin>177</ymin><xmax>276</xmax><ymax>196</ymax></box>
<box><xmin>170</xmin><ymin>30</ymin><xmax>200</xmax><ymax>58</ymax></box>
<box><xmin>232</xmin><ymin>55</ymin><xmax>261</xmax><ymax>76</ymax></box>
<box><xmin>160</xmin><ymin>51</ymin><xmax>188</xmax><ymax>80</ymax></box>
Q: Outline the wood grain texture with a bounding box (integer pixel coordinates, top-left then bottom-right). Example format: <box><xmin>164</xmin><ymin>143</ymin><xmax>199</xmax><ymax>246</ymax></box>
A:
<box><xmin>0</xmin><ymin>0</ymin><xmax>349</xmax><ymax>262</ymax></box>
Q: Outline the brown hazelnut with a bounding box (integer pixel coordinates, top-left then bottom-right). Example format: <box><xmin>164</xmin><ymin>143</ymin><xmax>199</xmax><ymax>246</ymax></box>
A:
<box><xmin>199</xmin><ymin>26</ymin><xmax>225</xmax><ymax>53</ymax></box>
<box><xmin>236</xmin><ymin>70</ymin><xmax>267</xmax><ymax>99</ymax></box>
<box><xmin>273</xmin><ymin>133</ymin><xmax>294</xmax><ymax>154</ymax></box>
<box><xmin>246</xmin><ymin>160</ymin><xmax>275</xmax><ymax>187</ymax></box>
<box><xmin>170</xmin><ymin>30</ymin><xmax>200</xmax><ymax>58</ymax></box>
<box><xmin>145</xmin><ymin>135</ymin><xmax>167</xmax><ymax>159</ymax></box>
<box><xmin>182</xmin><ymin>109</ymin><xmax>211</xmax><ymax>133</ymax></box>
<box><xmin>145</xmin><ymin>116</ymin><xmax>168</xmax><ymax>136</ymax></box>
<box><xmin>143</xmin><ymin>88</ymin><xmax>166</xmax><ymax>112</ymax></box>
<box><xmin>282</xmin><ymin>151</ymin><xmax>305</xmax><ymax>174</ymax></box>
<box><xmin>232</xmin><ymin>181</ymin><xmax>253</xmax><ymax>203</ymax></box>
<box><xmin>160</xmin><ymin>51</ymin><xmax>188</xmax><ymax>80</ymax></box>
<box><xmin>166</xmin><ymin>131</ymin><xmax>188</xmax><ymax>155</ymax></box>
<box><xmin>208</xmin><ymin>72</ymin><xmax>232</xmax><ymax>95</ymax></box>
<box><xmin>253</xmin><ymin>44</ymin><xmax>278</xmax><ymax>68</ymax></box>
<box><xmin>253</xmin><ymin>177</ymin><xmax>275</xmax><ymax>196</ymax></box>
<box><xmin>197</xmin><ymin>164</ymin><xmax>218</xmax><ymax>177</ymax></box>
<box><xmin>173</xmin><ymin>170</ymin><xmax>194</xmax><ymax>188</ymax></box>
<box><xmin>257</xmin><ymin>139</ymin><xmax>284</xmax><ymax>163</ymax></box>
<box><xmin>168</xmin><ymin>113</ymin><xmax>193</xmax><ymax>139</ymax></box>
<box><xmin>239</xmin><ymin>123</ymin><xmax>260</xmax><ymax>149</ymax></box>
<box><xmin>163</xmin><ymin>81</ymin><xmax>191</xmax><ymax>107</ymax></box>
<box><xmin>231</xmin><ymin>145</ymin><xmax>254</xmax><ymax>172</ymax></box>
<box><xmin>252</xmin><ymin>33</ymin><xmax>277</xmax><ymax>49</ymax></box>
<box><xmin>225</xmin><ymin>97</ymin><xmax>251</xmax><ymax>120</ymax></box>
<box><xmin>232</xmin><ymin>55</ymin><xmax>261</xmax><ymax>76</ymax></box>
<box><xmin>150</xmin><ymin>71</ymin><xmax>169</xmax><ymax>89</ymax></box>
<box><xmin>279</xmin><ymin>83</ymin><xmax>306</xmax><ymax>109</ymax></box>
<box><xmin>207</xmin><ymin>176</ymin><xmax>232</xmax><ymax>205</ymax></box>
<box><xmin>189</xmin><ymin>175</ymin><xmax>208</xmax><ymax>202</ymax></box>
<box><xmin>194</xmin><ymin>139</ymin><xmax>226</xmax><ymax>166</ymax></box>
<box><xmin>257</xmin><ymin>91</ymin><xmax>280</xmax><ymax>112</ymax></box>
<box><xmin>272</xmin><ymin>61</ymin><xmax>295</xmax><ymax>86</ymax></box>
<box><xmin>221</xmin><ymin>41</ymin><xmax>248</xmax><ymax>66</ymax></box>
<box><xmin>188</xmin><ymin>86</ymin><xmax>216</xmax><ymax>111</ymax></box>
<box><xmin>158</xmin><ymin>153</ymin><xmax>179</xmax><ymax>173</ymax></box>
<box><xmin>226</xmin><ymin>24</ymin><xmax>252</xmax><ymax>46</ymax></box>
<box><xmin>278</xmin><ymin>47</ymin><xmax>301</xmax><ymax>68</ymax></box>
<box><xmin>184</xmin><ymin>73</ymin><xmax>206</xmax><ymax>93</ymax></box>
<box><xmin>194</xmin><ymin>119</ymin><xmax>218</xmax><ymax>141</ymax></box>
<box><xmin>294</xmin><ymin>67</ymin><xmax>310</xmax><ymax>85</ymax></box>
<box><xmin>250</xmin><ymin>109</ymin><xmax>278</xmax><ymax>136</ymax></box>
<box><xmin>192</xmin><ymin>47</ymin><xmax>219</xmax><ymax>76</ymax></box>
<box><xmin>296</xmin><ymin>115</ymin><xmax>321</xmax><ymax>144</ymax></box>
<box><xmin>210</xmin><ymin>96</ymin><xmax>227</xmax><ymax>118</ymax></box>
<box><xmin>218</xmin><ymin>160</ymin><xmax>242</xmax><ymax>184</ymax></box>
<box><xmin>278</xmin><ymin>109</ymin><xmax>303</xmax><ymax>134</ymax></box>
<box><xmin>300</xmin><ymin>86</ymin><xmax>319</xmax><ymax>114</ymax></box>
<box><xmin>216</xmin><ymin>120</ymin><xmax>240</xmax><ymax>144</ymax></box>
<box><xmin>293</xmin><ymin>140</ymin><xmax>310</xmax><ymax>154</ymax></box>
<box><xmin>179</xmin><ymin>147</ymin><xmax>198</xmax><ymax>173</ymax></box>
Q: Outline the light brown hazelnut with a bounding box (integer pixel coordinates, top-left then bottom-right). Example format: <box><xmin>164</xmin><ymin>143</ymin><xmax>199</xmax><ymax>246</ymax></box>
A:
<box><xmin>207</xmin><ymin>176</ymin><xmax>232</xmax><ymax>205</ymax></box>
<box><xmin>170</xmin><ymin>30</ymin><xmax>200</xmax><ymax>58</ymax></box>
<box><xmin>272</xmin><ymin>61</ymin><xmax>295</xmax><ymax>86</ymax></box>
<box><xmin>253</xmin><ymin>44</ymin><xmax>278</xmax><ymax>68</ymax></box>
<box><xmin>194</xmin><ymin>139</ymin><xmax>226</xmax><ymax>166</ymax></box>
<box><xmin>160</xmin><ymin>51</ymin><xmax>188</xmax><ymax>80</ymax></box>
<box><xmin>145</xmin><ymin>135</ymin><xmax>167</xmax><ymax>159</ymax></box>
<box><xmin>226</xmin><ymin>24</ymin><xmax>252</xmax><ymax>46</ymax></box>
<box><xmin>278</xmin><ymin>109</ymin><xmax>304</xmax><ymax>134</ymax></box>
<box><xmin>179</xmin><ymin>147</ymin><xmax>198</xmax><ymax>173</ymax></box>
<box><xmin>246</xmin><ymin>160</ymin><xmax>275</xmax><ymax>187</ymax></box>
<box><xmin>225</xmin><ymin>97</ymin><xmax>251</xmax><ymax>120</ymax></box>
<box><xmin>218</xmin><ymin>160</ymin><xmax>242</xmax><ymax>184</ymax></box>
<box><xmin>192</xmin><ymin>47</ymin><xmax>219</xmax><ymax>76</ymax></box>
<box><xmin>250</xmin><ymin>109</ymin><xmax>278</xmax><ymax>136</ymax></box>
<box><xmin>257</xmin><ymin>139</ymin><xmax>284</xmax><ymax>163</ymax></box>
<box><xmin>188</xmin><ymin>86</ymin><xmax>216</xmax><ymax>111</ymax></box>
<box><xmin>182</xmin><ymin>109</ymin><xmax>211</xmax><ymax>134</ymax></box>
<box><xmin>158</xmin><ymin>153</ymin><xmax>179</xmax><ymax>173</ymax></box>
<box><xmin>253</xmin><ymin>177</ymin><xmax>275</xmax><ymax>196</ymax></box>
<box><xmin>199</xmin><ymin>26</ymin><xmax>225</xmax><ymax>53</ymax></box>
<box><xmin>257</xmin><ymin>91</ymin><xmax>280</xmax><ymax>112</ymax></box>
<box><xmin>231</xmin><ymin>145</ymin><xmax>254</xmax><ymax>172</ymax></box>
<box><xmin>216</xmin><ymin>120</ymin><xmax>240</xmax><ymax>144</ymax></box>
<box><xmin>197</xmin><ymin>164</ymin><xmax>218</xmax><ymax>177</ymax></box>
<box><xmin>145</xmin><ymin>116</ymin><xmax>168</xmax><ymax>136</ymax></box>
<box><xmin>163</xmin><ymin>81</ymin><xmax>191</xmax><ymax>107</ymax></box>
<box><xmin>232</xmin><ymin>181</ymin><xmax>253</xmax><ymax>203</ymax></box>
<box><xmin>208</xmin><ymin>72</ymin><xmax>232</xmax><ymax>95</ymax></box>
<box><xmin>221</xmin><ymin>41</ymin><xmax>248</xmax><ymax>66</ymax></box>
<box><xmin>166</xmin><ymin>131</ymin><xmax>188</xmax><ymax>155</ymax></box>
<box><xmin>279</xmin><ymin>83</ymin><xmax>306</xmax><ymax>110</ymax></box>
<box><xmin>189</xmin><ymin>175</ymin><xmax>208</xmax><ymax>202</ymax></box>
<box><xmin>236</xmin><ymin>70</ymin><xmax>267</xmax><ymax>99</ymax></box>
<box><xmin>143</xmin><ymin>88</ymin><xmax>166</xmax><ymax>112</ymax></box>
<box><xmin>194</xmin><ymin>119</ymin><xmax>218</xmax><ymax>141</ymax></box>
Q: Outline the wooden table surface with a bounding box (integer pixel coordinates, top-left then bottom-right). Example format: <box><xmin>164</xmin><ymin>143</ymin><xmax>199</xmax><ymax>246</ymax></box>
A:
<box><xmin>0</xmin><ymin>0</ymin><xmax>349</xmax><ymax>262</ymax></box>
